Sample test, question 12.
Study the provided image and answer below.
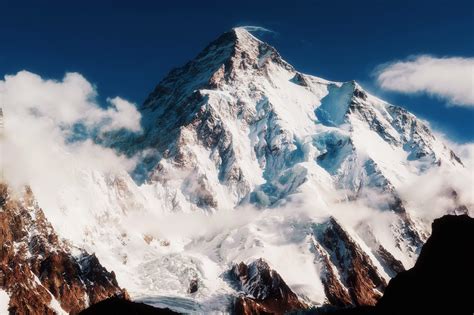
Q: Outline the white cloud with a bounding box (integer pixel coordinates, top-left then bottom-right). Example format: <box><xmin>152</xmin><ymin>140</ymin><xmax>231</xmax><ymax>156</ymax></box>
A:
<box><xmin>432</xmin><ymin>131</ymin><xmax>474</xmax><ymax>168</ymax></box>
<box><xmin>238</xmin><ymin>25</ymin><xmax>276</xmax><ymax>34</ymax></box>
<box><xmin>376</xmin><ymin>55</ymin><xmax>474</xmax><ymax>107</ymax></box>
<box><xmin>0</xmin><ymin>71</ymin><xmax>141</xmax><ymax>131</ymax></box>
<box><xmin>446</xmin><ymin>141</ymin><xmax>474</xmax><ymax>169</ymax></box>
<box><xmin>102</xmin><ymin>97</ymin><xmax>142</xmax><ymax>132</ymax></box>
<box><xmin>0</xmin><ymin>70</ymin><xmax>141</xmax><ymax>193</ymax></box>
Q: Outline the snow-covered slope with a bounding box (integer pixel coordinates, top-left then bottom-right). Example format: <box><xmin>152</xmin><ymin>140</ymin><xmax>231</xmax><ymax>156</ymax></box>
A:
<box><xmin>9</xmin><ymin>28</ymin><xmax>470</xmax><ymax>313</ymax></box>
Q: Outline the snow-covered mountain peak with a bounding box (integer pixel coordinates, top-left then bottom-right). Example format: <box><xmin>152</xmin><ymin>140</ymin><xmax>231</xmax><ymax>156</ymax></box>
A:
<box><xmin>127</xmin><ymin>29</ymin><xmax>464</xmax><ymax>215</ymax></box>
<box><xmin>13</xmin><ymin>29</ymin><xmax>469</xmax><ymax>313</ymax></box>
<box><xmin>141</xmin><ymin>27</ymin><xmax>292</xmax><ymax>111</ymax></box>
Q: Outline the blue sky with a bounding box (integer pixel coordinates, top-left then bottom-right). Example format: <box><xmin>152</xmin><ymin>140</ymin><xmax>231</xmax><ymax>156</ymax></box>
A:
<box><xmin>1</xmin><ymin>0</ymin><xmax>473</xmax><ymax>142</ymax></box>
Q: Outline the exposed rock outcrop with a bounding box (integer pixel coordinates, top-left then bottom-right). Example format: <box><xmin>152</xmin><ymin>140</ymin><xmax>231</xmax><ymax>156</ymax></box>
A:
<box><xmin>230</xmin><ymin>258</ymin><xmax>306</xmax><ymax>314</ymax></box>
<box><xmin>304</xmin><ymin>215</ymin><xmax>474</xmax><ymax>315</ymax></box>
<box><xmin>0</xmin><ymin>183</ymin><xmax>126</xmax><ymax>314</ymax></box>
<box><xmin>313</xmin><ymin>218</ymin><xmax>386</xmax><ymax>306</ymax></box>
<box><xmin>312</xmin><ymin>242</ymin><xmax>353</xmax><ymax>307</ymax></box>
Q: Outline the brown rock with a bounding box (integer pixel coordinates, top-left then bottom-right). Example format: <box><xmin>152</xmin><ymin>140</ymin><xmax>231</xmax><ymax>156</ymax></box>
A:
<box><xmin>312</xmin><ymin>242</ymin><xmax>352</xmax><ymax>306</ymax></box>
<box><xmin>313</xmin><ymin>217</ymin><xmax>386</xmax><ymax>306</ymax></box>
<box><xmin>231</xmin><ymin>259</ymin><xmax>306</xmax><ymax>314</ymax></box>
<box><xmin>0</xmin><ymin>183</ymin><xmax>127</xmax><ymax>314</ymax></box>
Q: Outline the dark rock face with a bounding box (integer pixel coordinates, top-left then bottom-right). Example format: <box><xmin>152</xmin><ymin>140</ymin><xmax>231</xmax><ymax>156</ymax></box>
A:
<box><xmin>188</xmin><ymin>278</ymin><xmax>198</xmax><ymax>294</ymax></box>
<box><xmin>313</xmin><ymin>218</ymin><xmax>386</xmax><ymax>306</ymax></box>
<box><xmin>317</xmin><ymin>251</ymin><xmax>353</xmax><ymax>307</ymax></box>
<box><xmin>230</xmin><ymin>259</ymin><xmax>306</xmax><ymax>314</ymax></box>
<box><xmin>305</xmin><ymin>215</ymin><xmax>474</xmax><ymax>315</ymax></box>
<box><xmin>0</xmin><ymin>184</ymin><xmax>126</xmax><ymax>314</ymax></box>
<box><xmin>376</xmin><ymin>214</ymin><xmax>474</xmax><ymax>315</ymax></box>
<box><xmin>79</xmin><ymin>297</ymin><xmax>179</xmax><ymax>315</ymax></box>
<box><xmin>79</xmin><ymin>297</ymin><xmax>180</xmax><ymax>315</ymax></box>
<box><xmin>374</xmin><ymin>246</ymin><xmax>405</xmax><ymax>276</ymax></box>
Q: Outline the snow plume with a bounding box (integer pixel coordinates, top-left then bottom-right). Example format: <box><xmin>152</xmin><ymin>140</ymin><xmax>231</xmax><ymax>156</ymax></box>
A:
<box><xmin>238</xmin><ymin>25</ymin><xmax>276</xmax><ymax>35</ymax></box>
<box><xmin>0</xmin><ymin>70</ymin><xmax>141</xmax><ymax>201</ymax></box>
<box><xmin>375</xmin><ymin>55</ymin><xmax>474</xmax><ymax>107</ymax></box>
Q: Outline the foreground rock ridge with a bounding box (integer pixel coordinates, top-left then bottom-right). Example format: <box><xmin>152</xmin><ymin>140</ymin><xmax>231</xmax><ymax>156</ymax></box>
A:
<box><xmin>375</xmin><ymin>214</ymin><xmax>474</xmax><ymax>315</ymax></box>
<box><xmin>79</xmin><ymin>296</ymin><xmax>179</xmax><ymax>315</ymax></box>
<box><xmin>2</xmin><ymin>27</ymin><xmax>471</xmax><ymax>313</ymax></box>
<box><xmin>0</xmin><ymin>184</ymin><xmax>126</xmax><ymax>314</ymax></box>
<box><xmin>230</xmin><ymin>259</ymin><xmax>306</xmax><ymax>314</ymax></box>
<box><xmin>303</xmin><ymin>214</ymin><xmax>474</xmax><ymax>314</ymax></box>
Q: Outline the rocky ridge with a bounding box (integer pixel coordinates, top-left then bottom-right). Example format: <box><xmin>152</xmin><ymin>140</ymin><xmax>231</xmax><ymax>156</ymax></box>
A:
<box><xmin>0</xmin><ymin>183</ymin><xmax>126</xmax><ymax>314</ymax></box>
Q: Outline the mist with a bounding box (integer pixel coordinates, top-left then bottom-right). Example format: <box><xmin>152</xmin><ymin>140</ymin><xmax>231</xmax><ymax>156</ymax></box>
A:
<box><xmin>0</xmin><ymin>71</ymin><xmax>141</xmax><ymax>219</ymax></box>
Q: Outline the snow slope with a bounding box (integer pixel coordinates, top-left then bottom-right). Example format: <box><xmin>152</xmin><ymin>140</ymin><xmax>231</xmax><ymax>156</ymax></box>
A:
<box><xmin>0</xmin><ymin>290</ymin><xmax>9</xmax><ymax>315</ymax></box>
<box><xmin>9</xmin><ymin>28</ymin><xmax>471</xmax><ymax>313</ymax></box>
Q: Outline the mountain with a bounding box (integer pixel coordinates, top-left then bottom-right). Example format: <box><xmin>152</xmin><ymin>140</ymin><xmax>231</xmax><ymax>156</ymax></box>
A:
<box><xmin>1</xmin><ymin>28</ymin><xmax>471</xmax><ymax>313</ymax></box>
<box><xmin>0</xmin><ymin>184</ymin><xmax>126</xmax><ymax>314</ymax></box>
<box><xmin>135</xmin><ymin>27</ymin><xmax>461</xmax><ymax>211</ymax></box>
<box><xmin>230</xmin><ymin>259</ymin><xmax>306</xmax><ymax>314</ymax></box>
<box><xmin>304</xmin><ymin>215</ymin><xmax>474</xmax><ymax>315</ymax></box>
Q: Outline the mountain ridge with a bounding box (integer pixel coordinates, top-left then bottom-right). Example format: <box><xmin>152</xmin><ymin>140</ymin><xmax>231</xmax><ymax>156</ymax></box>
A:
<box><xmin>0</xmin><ymin>183</ymin><xmax>127</xmax><ymax>314</ymax></box>
<box><xmin>303</xmin><ymin>215</ymin><xmax>474</xmax><ymax>315</ymax></box>
<box><xmin>1</xmin><ymin>28</ymin><xmax>470</xmax><ymax>313</ymax></box>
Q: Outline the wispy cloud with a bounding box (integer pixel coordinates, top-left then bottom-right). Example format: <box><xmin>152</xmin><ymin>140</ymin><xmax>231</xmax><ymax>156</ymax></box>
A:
<box><xmin>375</xmin><ymin>55</ymin><xmax>474</xmax><ymax>108</ymax></box>
<box><xmin>0</xmin><ymin>70</ymin><xmax>141</xmax><ymax>194</ymax></box>
<box><xmin>237</xmin><ymin>25</ymin><xmax>276</xmax><ymax>35</ymax></box>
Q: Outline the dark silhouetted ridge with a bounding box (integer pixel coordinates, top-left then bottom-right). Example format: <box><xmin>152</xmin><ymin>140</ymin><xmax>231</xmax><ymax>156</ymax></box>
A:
<box><xmin>300</xmin><ymin>214</ymin><xmax>474</xmax><ymax>315</ymax></box>
<box><xmin>79</xmin><ymin>296</ymin><xmax>181</xmax><ymax>315</ymax></box>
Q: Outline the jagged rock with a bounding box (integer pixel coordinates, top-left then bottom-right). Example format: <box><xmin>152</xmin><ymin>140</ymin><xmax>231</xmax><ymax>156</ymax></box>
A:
<box><xmin>291</xmin><ymin>72</ymin><xmax>310</xmax><ymax>86</ymax></box>
<box><xmin>313</xmin><ymin>218</ymin><xmax>386</xmax><ymax>306</ymax></box>
<box><xmin>0</xmin><ymin>183</ymin><xmax>126</xmax><ymax>314</ymax></box>
<box><xmin>315</xmin><ymin>246</ymin><xmax>353</xmax><ymax>307</ymax></box>
<box><xmin>375</xmin><ymin>246</ymin><xmax>405</xmax><ymax>276</ymax></box>
<box><xmin>306</xmin><ymin>215</ymin><xmax>474</xmax><ymax>315</ymax></box>
<box><xmin>188</xmin><ymin>279</ymin><xmax>198</xmax><ymax>294</ymax></box>
<box><xmin>230</xmin><ymin>259</ymin><xmax>306</xmax><ymax>314</ymax></box>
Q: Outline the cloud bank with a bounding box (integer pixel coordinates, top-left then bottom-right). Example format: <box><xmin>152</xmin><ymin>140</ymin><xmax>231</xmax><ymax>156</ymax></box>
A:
<box><xmin>0</xmin><ymin>70</ymin><xmax>141</xmax><ymax>194</ymax></box>
<box><xmin>376</xmin><ymin>55</ymin><xmax>474</xmax><ymax>107</ymax></box>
